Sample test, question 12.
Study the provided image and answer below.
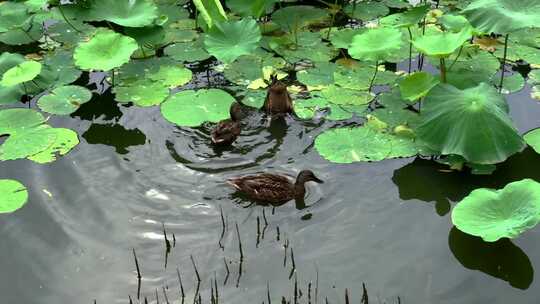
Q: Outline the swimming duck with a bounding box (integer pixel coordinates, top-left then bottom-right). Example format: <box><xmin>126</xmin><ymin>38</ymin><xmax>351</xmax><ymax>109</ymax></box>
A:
<box><xmin>211</xmin><ymin>102</ymin><xmax>243</xmax><ymax>145</ymax></box>
<box><xmin>227</xmin><ymin>170</ymin><xmax>323</xmax><ymax>204</ymax></box>
<box><xmin>261</xmin><ymin>76</ymin><xmax>294</xmax><ymax>115</ymax></box>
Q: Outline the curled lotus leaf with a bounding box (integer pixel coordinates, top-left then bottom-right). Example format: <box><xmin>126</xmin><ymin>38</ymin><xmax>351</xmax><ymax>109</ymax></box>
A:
<box><xmin>462</xmin><ymin>0</ymin><xmax>540</xmax><ymax>34</ymax></box>
<box><xmin>0</xmin><ymin>179</ymin><xmax>28</xmax><ymax>214</ymax></box>
<box><xmin>452</xmin><ymin>179</ymin><xmax>540</xmax><ymax>242</ymax></box>
<box><xmin>417</xmin><ymin>83</ymin><xmax>525</xmax><ymax>164</ymax></box>
<box><xmin>0</xmin><ymin>61</ymin><xmax>41</xmax><ymax>87</ymax></box>
<box><xmin>37</xmin><ymin>85</ymin><xmax>92</xmax><ymax>115</ymax></box>
<box><xmin>74</xmin><ymin>29</ymin><xmax>138</xmax><ymax>71</ymax></box>
<box><xmin>398</xmin><ymin>72</ymin><xmax>440</xmax><ymax>102</ymax></box>
<box><xmin>161</xmin><ymin>89</ymin><xmax>236</xmax><ymax>127</ymax></box>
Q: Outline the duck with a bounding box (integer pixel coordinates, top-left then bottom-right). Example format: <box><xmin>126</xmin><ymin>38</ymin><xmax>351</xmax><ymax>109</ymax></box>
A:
<box><xmin>227</xmin><ymin>170</ymin><xmax>323</xmax><ymax>204</ymax></box>
<box><xmin>261</xmin><ymin>75</ymin><xmax>294</xmax><ymax>116</ymax></box>
<box><xmin>211</xmin><ymin>102</ymin><xmax>243</xmax><ymax>145</ymax></box>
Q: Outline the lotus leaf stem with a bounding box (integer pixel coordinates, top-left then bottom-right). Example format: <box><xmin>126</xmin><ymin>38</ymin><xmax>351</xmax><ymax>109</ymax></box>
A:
<box><xmin>447</xmin><ymin>45</ymin><xmax>464</xmax><ymax>72</ymax></box>
<box><xmin>407</xmin><ymin>27</ymin><xmax>413</xmax><ymax>73</ymax></box>
<box><xmin>368</xmin><ymin>61</ymin><xmax>379</xmax><ymax>92</ymax></box>
<box><xmin>325</xmin><ymin>0</ymin><xmax>339</xmax><ymax>40</ymax></box>
<box><xmin>439</xmin><ymin>57</ymin><xmax>447</xmax><ymax>83</ymax></box>
<box><xmin>499</xmin><ymin>34</ymin><xmax>509</xmax><ymax>93</ymax></box>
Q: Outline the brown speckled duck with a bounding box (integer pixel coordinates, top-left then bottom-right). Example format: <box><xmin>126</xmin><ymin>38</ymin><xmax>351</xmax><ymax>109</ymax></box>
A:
<box><xmin>211</xmin><ymin>102</ymin><xmax>243</xmax><ymax>145</ymax></box>
<box><xmin>227</xmin><ymin>170</ymin><xmax>323</xmax><ymax>204</ymax></box>
<box><xmin>261</xmin><ymin>76</ymin><xmax>294</xmax><ymax>115</ymax></box>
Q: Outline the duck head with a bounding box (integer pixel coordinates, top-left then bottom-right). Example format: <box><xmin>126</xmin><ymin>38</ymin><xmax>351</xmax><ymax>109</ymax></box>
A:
<box><xmin>296</xmin><ymin>170</ymin><xmax>324</xmax><ymax>185</ymax></box>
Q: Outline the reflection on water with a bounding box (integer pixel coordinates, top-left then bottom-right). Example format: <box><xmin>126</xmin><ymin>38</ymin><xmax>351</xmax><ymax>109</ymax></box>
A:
<box><xmin>72</xmin><ymin>89</ymin><xmax>122</xmax><ymax>122</ymax></box>
<box><xmin>82</xmin><ymin>123</ymin><xmax>146</xmax><ymax>154</ymax></box>
<box><xmin>449</xmin><ymin>228</ymin><xmax>533</xmax><ymax>289</ymax></box>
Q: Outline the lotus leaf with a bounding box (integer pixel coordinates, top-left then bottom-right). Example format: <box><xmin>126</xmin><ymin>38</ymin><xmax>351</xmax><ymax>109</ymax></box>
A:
<box><xmin>38</xmin><ymin>85</ymin><xmax>92</xmax><ymax>115</ymax></box>
<box><xmin>371</xmin><ymin>89</ymin><xmax>421</xmax><ymax>128</ymax></box>
<box><xmin>204</xmin><ymin>18</ymin><xmax>261</xmax><ymax>64</ymax></box>
<box><xmin>296</xmin><ymin>62</ymin><xmax>336</xmax><ymax>90</ymax></box>
<box><xmin>417</xmin><ymin>83</ymin><xmax>525</xmax><ymax>164</ymax></box>
<box><xmin>315</xmin><ymin>126</ymin><xmax>418</xmax><ymax>163</ymax></box>
<box><xmin>329</xmin><ymin>28</ymin><xmax>367</xmax><ymax>49</ymax></box>
<box><xmin>0</xmin><ymin>2</ymin><xmax>31</xmax><ymax>32</ymax></box>
<box><xmin>349</xmin><ymin>27</ymin><xmax>403</xmax><ymax>62</ymax></box>
<box><xmin>524</xmin><ymin>128</ymin><xmax>540</xmax><ymax>154</ymax></box>
<box><xmin>164</xmin><ymin>39</ymin><xmax>211</xmax><ymax>62</ymax></box>
<box><xmin>445</xmin><ymin>51</ymin><xmax>500</xmax><ymax>89</ymax></box>
<box><xmin>238</xmin><ymin>89</ymin><xmax>266</xmax><ymax>108</ymax></box>
<box><xmin>74</xmin><ymin>29</ymin><xmax>138</xmax><ymax>71</ymax></box>
<box><xmin>161</xmin><ymin>89</ymin><xmax>236</xmax><ymax>127</ymax></box>
<box><xmin>0</xmin><ymin>109</ymin><xmax>45</xmax><ymax>136</ymax></box>
<box><xmin>46</xmin><ymin>21</ymin><xmax>96</xmax><ymax>45</ymax></box>
<box><xmin>380</xmin><ymin>5</ymin><xmax>429</xmax><ymax>27</ymax></box>
<box><xmin>399</xmin><ymin>72</ymin><xmax>440</xmax><ymax>101</ymax></box>
<box><xmin>113</xmin><ymin>81</ymin><xmax>170</xmax><ymax>107</ymax></box>
<box><xmin>273</xmin><ymin>42</ymin><xmax>338</xmax><ymax>63</ymax></box>
<box><xmin>26</xmin><ymin>127</ymin><xmax>78</xmax><ymax>163</ymax></box>
<box><xmin>452</xmin><ymin>179</ymin><xmax>540</xmax><ymax>242</ymax></box>
<box><xmin>0</xmin><ymin>179</ymin><xmax>28</xmax><ymax>214</ymax></box>
<box><xmin>490</xmin><ymin>73</ymin><xmax>525</xmax><ymax>94</ymax></box>
<box><xmin>319</xmin><ymin>85</ymin><xmax>374</xmax><ymax>105</ymax></box>
<box><xmin>382</xmin><ymin>0</ymin><xmax>411</xmax><ymax>8</ymax></box>
<box><xmin>333</xmin><ymin>65</ymin><xmax>398</xmax><ymax>91</ymax></box>
<box><xmin>226</xmin><ymin>0</ymin><xmax>276</xmax><ymax>18</ymax></box>
<box><xmin>439</xmin><ymin>14</ymin><xmax>474</xmax><ymax>33</ymax></box>
<box><xmin>0</xmin><ymin>125</ymin><xmax>58</xmax><ymax>161</ymax></box>
<box><xmin>223</xmin><ymin>54</ymin><xmax>285</xmax><ymax>86</ymax></box>
<box><xmin>272</xmin><ymin>6</ymin><xmax>329</xmax><ymax>32</ymax></box>
<box><xmin>83</xmin><ymin>0</ymin><xmax>159</xmax><ymax>27</ymax></box>
<box><xmin>412</xmin><ymin>28</ymin><xmax>471</xmax><ymax>57</ymax></box>
<box><xmin>0</xmin><ymin>61</ymin><xmax>41</xmax><ymax>87</ymax></box>
<box><xmin>193</xmin><ymin>0</ymin><xmax>228</xmax><ymax>29</ymax></box>
<box><xmin>344</xmin><ymin>2</ymin><xmax>389</xmax><ymax>21</ymax></box>
<box><xmin>147</xmin><ymin>66</ymin><xmax>192</xmax><ymax>88</ymax></box>
<box><xmin>462</xmin><ymin>0</ymin><xmax>540</xmax><ymax>34</ymax></box>
<box><xmin>294</xmin><ymin>97</ymin><xmax>367</xmax><ymax>121</ymax></box>
<box><xmin>0</xmin><ymin>52</ymin><xmax>25</xmax><ymax>104</ymax></box>
<box><xmin>494</xmin><ymin>41</ymin><xmax>540</xmax><ymax>66</ymax></box>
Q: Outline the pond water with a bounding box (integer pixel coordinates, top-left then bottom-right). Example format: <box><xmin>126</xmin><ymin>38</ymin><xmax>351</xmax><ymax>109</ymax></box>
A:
<box><xmin>2</xmin><ymin>60</ymin><xmax>540</xmax><ymax>304</ymax></box>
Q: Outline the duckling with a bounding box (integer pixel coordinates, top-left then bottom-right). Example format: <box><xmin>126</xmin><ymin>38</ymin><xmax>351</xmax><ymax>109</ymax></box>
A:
<box><xmin>261</xmin><ymin>75</ymin><xmax>294</xmax><ymax>116</ymax></box>
<box><xmin>211</xmin><ymin>102</ymin><xmax>243</xmax><ymax>145</ymax></box>
<box><xmin>227</xmin><ymin>170</ymin><xmax>323</xmax><ymax>204</ymax></box>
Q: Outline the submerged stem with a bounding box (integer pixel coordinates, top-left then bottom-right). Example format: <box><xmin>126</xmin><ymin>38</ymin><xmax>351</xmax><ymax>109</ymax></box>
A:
<box><xmin>499</xmin><ymin>34</ymin><xmax>509</xmax><ymax>93</ymax></box>
<box><xmin>368</xmin><ymin>61</ymin><xmax>379</xmax><ymax>92</ymax></box>
<box><xmin>439</xmin><ymin>57</ymin><xmax>447</xmax><ymax>83</ymax></box>
<box><xmin>407</xmin><ymin>27</ymin><xmax>413</xmax><ymax>73</ymax></box>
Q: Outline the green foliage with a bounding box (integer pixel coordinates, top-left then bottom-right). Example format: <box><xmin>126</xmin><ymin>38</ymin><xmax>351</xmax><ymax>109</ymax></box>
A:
<box><xmin>524</xmin><ymin>128</ymin><xmax>540</xmax><ymax>154</ymax></box>
<box><xmin>204</xmin><ymin>18</ymin><xmax>261</xmax><ymax>63</ymax></box>
<box><xmin>193</xmin><ymin>0</ymin><xmax>228</xmax><ymax>29</ymax></box>
<box><xmin>399</xmin><ymin>72</ymin><xmax>440</xmax><ymax>101</ymax></box>
<box><xmin>113</xmin><ymin>80</ymin><xmax>170</xmax><ymax>107</ymax></box>
<box><xmin>344</xmin><ymin>2</ymin><xmax>389</xmax><ymax>21</ymax></box>
<box><xmin>0</xmin><ymin>61</ymin><xmax>41</xmax><ymax>87</ymax></box>
<box><xmin>462</xmin><ymin>0</ymin><xmax>540</xmax><ymax>34</ymax></box>
<box><xmin>417</xmin><ymin>83</ymin><xmax>525</xmax><ymax>164</ymax></box>
<box><xmin>37</xmin><ymin>85</ymin><xmax>92</xmax><ymax>115</ymax></box>
<box><xmin>272</xmin><ymin>6</ymin><xmax>329</xmax><ymax>32</ymax></box>
<box><xmin>0</xmin><ymin>179</ymin><xmax>28</xmax><ymax>214</ymax></box>
<box><xmin>349</xmin><ymin>27</ymin><xmax>403</xmax><ymax>62</ymax></box>
<box><xmin>74</xmin><ymin>29</ymin><xmax>138</xmax><ymax>71</ymax></box>
<box><xmin>84</xmin><ymin>0</ymin><xmax>159</xmax><ymax>27</ymax></box>
<box><xmin>452</xmin><ymin>179</ymin><xmax>540</xmax><ymax>242</ymax></box>
<box><xmin>380</xmin><ymin>4</ymin><xmax>429</xmax><ymax>27</ymax></box>
<box><xmin>161</xmin><ymin>89</ymin><xmax>236</xmax><ymax>127</ymax></box>
<box><xmin>412</xmin><ymin>28</ymin><xmax>471</xmax><ymax>57</ymax></box>
<box><xmin>226</xmin><ymin>0</ymin><xmax>276</xmax><ymax>18</ymax></box>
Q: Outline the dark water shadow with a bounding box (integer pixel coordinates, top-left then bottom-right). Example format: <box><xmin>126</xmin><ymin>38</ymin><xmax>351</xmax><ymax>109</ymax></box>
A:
<box><xmin>82</xmin><ymin>123</ymin><xmax>146</xmax><ymax>154</ymax></box>
<box><xmin>448</xmin><ymin>227</ymin><xmax>533</xmax><ymax>290</ymax></box>
<box><xmin>71</xmin><ymin>89</ymin><xmax>122</xmax><ymax>122</ymax></box>
<box><xmin>392</xmin><ymin>148</ymin><xmax>540</xmax><ymax>215</ymax></box>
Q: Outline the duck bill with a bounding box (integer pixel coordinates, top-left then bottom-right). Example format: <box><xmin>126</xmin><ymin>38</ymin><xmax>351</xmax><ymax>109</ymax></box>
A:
<box><xmin>312</xmin><ymin>176</ymin><xmax>324</xmax><ymax>184</ymax></box>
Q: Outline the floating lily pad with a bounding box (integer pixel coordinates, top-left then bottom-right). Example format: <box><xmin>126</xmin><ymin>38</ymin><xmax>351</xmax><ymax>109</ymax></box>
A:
<box><xmin>349</xmin><ymin>27</ymin><xmax>403</xmax><ymax>62</ymax></box>
<box><xmin>0</xmin><ymin>61</ymin><xmax>41</xmax><ymax>87</ymax></box>
<box><xmin>399</xmin><ymin>72</ymin><xmax>440</xmax><ymax>102</ymax></box>
<box><xmin>333</xmin><ymin>65</ymin><xmax>398</xmax><ymax>90</ymax></box>
<box><xmin>74</xmin><ymin>29</ymin><xmax>138</xmax><ymax>71</ymax></box>
<box><xmin>223</xmin><ymin>54</ymin><xmax>285</xmax><ymax>86</ymax></box>
<box><xmin>0</xmin><ymin>179</ymin><xmax>28</xmax><ymax>214</ymax></box>
<box><xmin>164</xmin><ymin>38</ymin><xmax>211</xmax><ymax>62</ymax></box>
<box><xmin>204</xmin><ymin>18</ymin><xmax>261</xmax><ymax>64</ymax></box>
<box><xmin>0</xmin><ymin>108</ymin><xmax>45</xmax><ymax>135</ymax></box>
<box><xmin>315</xmin><ymin>126</ymin><xmax>418</xmax><ymax>163</ymax></box>
<box><xmin>452</xmin><ymin>179</ymin><xmax>540</xmax><ymax>242</ymax></box>
<box><xmin>344</xmin><ymin>2</ymin><xmax>389</xmax><ymax>21</ymax></box>
<box><xmin>46</xmin><ymin>21</ymin><xmax>96</xmax><ymax>46</ymax></box>
<box><xmin>113</xmin><ymin>80</ymin><xmax>169</xmax><ymax>107</ymax></box>
<box><xmin>37</xmin><ymin>85</ymin><xmax>92</xmax><ymax>115</ymax></box>
<box><xmin>28</xmin><ymin>128</ymin><xmax>79</xmax><ymax>164</ymax></box>
<box><xmin>380</xmin><ymin>4</ymin><xmax>429</xmax><ymax>27</ymax></box>
<box><xmin>462</xmin><ymin>0</ymin><xmax>540</xmax><ymax>34</ymax></box>
<box><xmin>295</xmin><ymin>97</ymin><xmax>366</xmax><ymax>121</ymax></box>
<box><xmin>412</xmin><ymin>28</ymin><xmax>471</xmax><ymax>57</ymax></box>
<box><xmin>296</xmin><ymin>62</ymin><xmax>336</xmax><ymax>89</ymax></box>
<box><xmin>0</xmin><ymin>125</ymin><xmax>58</xmax><ymax>161</ymax></box>
<box><xmin>226</xmin><ymin>0</ymin><xmax>276</xmax><ymax>18</ymax></box>
<box><xmin>84</xmin><ymin>0</ymin><xmax>159</xmax><ymax>27</ymax></box>
<box><xmin>417</xmin><ymin>83</ymin><xmax>524</xmax><ymax>164</ymax></box>
<box><xmin>490</xmin><ymin>73</ymin><xmax>525</xmax><ymax>94</ymax></box>
<box><xmin>273</xmin><ymin>42</ymin><xmax>338</xmax><ymax>63</ymax></box>
<box><xmin>445</xmin><ymin>51</ymin><xmax>500</xmax><ymax>89</ymax></box>
<box><xmin>161</xmin><ymin>89</ymin><xmax>236</xmax><ymax>127</ymax></box>
<box><xmin>329</xmin><ymin>28</ymin><xmax>367</xmax><ymax>49</ymax></box>
<box><xmin>147</xmin><ymin>65</ymin><xmax>192</xmax><ymax>88</ymax></box>
<box><xmin>0</xmin><ymin>52</ymin><xmax>25</xmax><ymax>104</ymax></box>
<box><xmin>524</xmin><ymin>128</ymin><xmax>540</xmax><ymax>154</ymax></box>
<box><xmin>272</xmin><ymin>5</ymin><xmax>329</xmax><ymax>32</ymax></box>
<box><xmin>238</xmin><ymin>88</ymin><xmax>266</xmax><ymax>108</ymax></box>
<box><xmin>320</xmin><ymin>85</ymin><xmax>374</xmax><ymax>105</ymax></box>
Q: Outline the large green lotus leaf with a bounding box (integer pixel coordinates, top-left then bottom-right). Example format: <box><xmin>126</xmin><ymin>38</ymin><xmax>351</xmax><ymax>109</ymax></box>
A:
<box><xmin>319</xmin><ymin>85</ymin><xmax>374</xmax><ymax>105</ymax></box>
<box><xmin>296</xmin><ymin>62</ymin><xmax>336</xmax><ymax>89</ymax></box>
<box><xmin>382</xmin><ymin>0</ymin><xmax>411</xmax><ymax>8</ymax></box>
<box><xmin>238</xmin><ymin>88</ymin><xmax>266</xmax><ymax>108</ymax></box>
<box><xmin>46</xmin><ymin>21</ymin><xmax>96</xmax><ymax>46</ymax></box>
<box><xmin>315</xmin><ymin>126</ymin><xmax>418</xmax><ymax>163</ymax></box>
<box><xmin>0</xmin><ymin>179</ymin><xmax>28</xmax><ymax>214</ymax></box>
<box><xmin>0</xmin><ymin>61</ymin><xmax>41</xmax><ymax>87</ymax></box>
<box><xmin>113</xmin><ymin>80</ymin><xmax>169</xmax><ymax>107</ymax></box>
<box><xmin>343</xmin><ymin>2</ymin><xmax>389</xmax><ymax>21</ymax></box>
<box><xmin>412</xmin><ymin>28</ymin><xmax>471</xmax><ymax>57</ymax></box>
<box><xmin>147</xmin><ymin>65</ymin><xmax>192</xmax><ymax>88</ymax></box>
<box><xmin>509</xmin><ymin>28</ymin><xmax>540</xmax><ymax>49</ymax></box>
<box><xmin>0</xmin><ymin>108</ymin><xmax>45</xmax><ymax>135</ymax></box>
<box><xmin>164</xmin><ymin>38</ymin><xmax>211</xmax><ymax>62</ymax></box>
<box><xmin>156</xmin><ymin>3</ymin><xmax>190</xmax><ymax>27</ymax></box>
<box><xmin>83</xmin><ymin>0</ymin><xmax>158</xmax><ymax>27</ymax></box>
<box><xmin>74</xmin><ymin>29</ymin><xmax>138</xmax><ymax>71</ymax></box>
<box><xmin>371</xmin><ymin>88</ymin><xmax>421</xmax><ymax>128</ymax></box>
<box><xmin>399</xmin><ymin>72</ymin><xmax>440</xmax><ymax>101</ymax></box>
<box><xmin>272</xmin><ymin>6</ymin><xmax>329</xmax><ymax>32</ymax></box>
<box><xmin>452</xmin><ymin>179</ymin><xmax>540</xmax><ymax>242</ymax></box>
<box><xmin>444</xmin><ymin>51</ymin><xmax>500</xmax><ymax>89</ymax></box>
<box><xmin>37</xmin><ymin>85</ymin><xmax>92</xmax><ymax>115</ymax></box>
<box><xmin>161</xmin><ymin>89</ymin><xmax>235</xmax><ymax>127</ymax></box>
<box><xmin>490</xmin><ymin>73</ymin><xmax>525</xmax><ymax>94</ymax></box>
<box><xmin>417</xmin><ymin>83</ymin><xmax>525</xmax><ymax>164</ymax></box>
<box><xmin>27</xmin><ymin>128</ymin><xmax>79</xmax><ymax>164</ymax></box>
<box><xmin>329</xmin><ymin>28</ymin><xmax>367</xmax><ymax>49</ymax></box>
<box><xmin>294</xmin><ymin>97</ymin><xmax>367</xmax><ymax>121</ymax></box>
<box><xmin>0</xmin><ymin>52</ymin><xmax>25</xmax><ymax>104</ymax></box>
<box><xmin>493</xmin><ymin>41</ymin><xmax>540</xmax><ymax>66</ymax></box>
<box><xmin>0</xmin><ymin>2</ymin><xmax>30</xmax><ymax>32</ymax></box>
<box><xmin>524</xmin><ymin>128</ymin><xmax>540</xmax><ymax>154</ymax></box>
<box><xmin>380</xmin><ymin>4</ymin><xmax>429</xmax><ymax>27</ymax></box>
<box><xmin>193</xmin><ymin>0</ymin><xmax>228</xmax><ymax>29</ymax></box>
<box><xmin>39</xmin><ymin>50</ymin><xmax>82</xmax><ymax>87</ymax></box>
<box><xmin>439</xmin><ymin>14</ymin><xmax>474</xmax><ymax>33</ymax></box>
<box><xmin>204</xmin><ymin>18</ymin><xmax>261</xmax><ymax>64</ymax></box>
<box><xmin>273</xmin><ymin>42</ymin><xmax>338</xmax><ymax>63</ymax></box>
<box><xmin>0</xmin><ymin>21</ymin><xmax>43</xmax><ymax>45</ymax></box>
<box><xmin>333</xmin><ymin>65</ymin><xmax>398</xmax><ymax>90</ymax></box>
<box><xmin>462</xmin><ymin>0</ymin><xmax>540</xmax><ymax>34</ymax></box>
<box><xmin>226</xmin><ymin>0</ymin><xmax>276</xmax><ymax>18</ymax></box>
<box><xmin>349</xmin><ymin>27</ymin><xmax>403</xmax><ymax>62</ymax></box>
<box><xmin>125</xmin><ymin>26</ymin><xmax>167</xmax><ymax>49</ymax></box>
<box><xmin>223</xmin><ymin>54</ymin><xmax>286</xmax><ymax>86</ymax></box>
<box><xmin>0</xmin><ymin>125</ymin><xmax>58</xmax><ymax>161</ymax></box>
